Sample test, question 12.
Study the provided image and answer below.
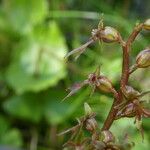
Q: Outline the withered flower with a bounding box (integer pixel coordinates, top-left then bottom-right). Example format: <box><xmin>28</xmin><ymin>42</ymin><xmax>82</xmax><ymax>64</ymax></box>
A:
<box><xmin>64</xmin><ymin>23</ymin><xmax>120</xmax><ymax>60</ymax></box>
<box><xmin>121</xmin><ymin>85</ymin><xmax>141</xmax><ymax>100</ymax></box>
<box><xmin>62</xmin><ymin>81</ymin><xmax>88</xmax><ymax>101</ymax></box>
<box><xmin>63</xmin><ymin>67</ymin><xmax>116</xmax><ymax>101</ymax></box>
<box><xmin>58</xmin><ymin>108</ymin><xmax>98</xmax><ymax>149</ymax></box>
<box><xmin>115</xmin><ymin>99</ymin><xmax>150</xmax><ymax>140</ymax></box>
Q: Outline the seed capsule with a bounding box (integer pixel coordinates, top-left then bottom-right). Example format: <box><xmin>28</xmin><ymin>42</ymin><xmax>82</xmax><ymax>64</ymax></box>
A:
<box><xmin>100</xmin><ymin>130</ymin><xmax>115</xmax><ymax>143</ymax></box>
<box><xmin>143</xmin><ymin>19</ymin><xmax>150</xmax><ymax>30</ymax></box>
<box><xmin>85</xmin><ymin>118</ymin><xmax>98</xmax><ymax>132</ymax></box>
<box><xmin>97</xmin><ymin>76</ymin><xmax>113</xmax><ymax>93</ymax></box>
<box><xmin>136</xmin><ymin>49</ymin><xmax>150</xmax><ymax>68</ymax></box>
<box><xmin>100</xmin><ymin>26</ymin><xmax>119</xmax><ymax>43</ymax></box>
<box><xmin>93</xmin><ymin>141</ymin><xmax>106</xmax><ymax>150</ymax></box>
<box><xmin>122</xmin><ymin>86</ymin><xmax>140</xmax><ymax>100</ymax></box>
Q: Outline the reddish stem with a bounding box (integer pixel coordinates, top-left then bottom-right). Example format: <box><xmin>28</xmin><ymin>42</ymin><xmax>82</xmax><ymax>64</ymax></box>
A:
<box><xmin>101</xmin><ymin>23</ymin><xmax>143</xmax><ymax>131</ymax></box>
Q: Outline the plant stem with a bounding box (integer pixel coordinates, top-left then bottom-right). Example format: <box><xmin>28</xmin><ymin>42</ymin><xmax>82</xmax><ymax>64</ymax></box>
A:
<box><xmin>120</xmin><ymin>23</ymin><xmax>143</xmax><ymax>88</ymax></box>
<box><xmin>101</xmin><ymin>99</ymin><xmax>118</xmax><ymax>130</ymax></box>
<box><xmin>129</xmin><ymin>64</ymin><xmax>138</xmax><ymax>74</ymax></box>
<box><xmin>120</xmin><ymin>44</ymin><xmax>130</xmax><ymax>88</ymax></box>
<box><xmin>101</xmin><ymin>23</ymin><xmax>143</xmax><ymax>131</ymax></box>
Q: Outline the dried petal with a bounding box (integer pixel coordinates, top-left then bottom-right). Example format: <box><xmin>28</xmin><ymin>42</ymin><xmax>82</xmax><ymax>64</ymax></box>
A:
<box><xmin>57</xmin><ymin>124</ymin><xmax>80</xmax><ymax>136</ymax></box>
<box><xmin>136</xmin><ymin>49</ymin><xmax>150</xmax><ymax>68</ymax></box>
<box><xmin>64</xmin><ymin>39</ymin><xmax>94</xmax><ymax>60</ymax></box>
<box><xmin>62</xmin><ymin>82</ymin><xmax>87</xmax><ymax>101</ymax></box>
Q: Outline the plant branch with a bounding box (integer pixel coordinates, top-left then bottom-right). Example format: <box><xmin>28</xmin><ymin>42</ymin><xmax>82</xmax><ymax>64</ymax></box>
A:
<box><xmin>121</xmin><ymin>23</ymin><xmax>143</xmax><ymax>88</ymax></box>
<box><xmin>129</xmin><ymin>64</ymin><xmax>138</xmax><ymax>74</ymax></box>
<box><xmin>101</xmin><ymin>23</ymin><xmax>143</xmax><ymax>131</ymax></box>
<box><xmin>101</xmin><ymin>98</ymin><xmax>119</xmax><ymax>130</ymax></box>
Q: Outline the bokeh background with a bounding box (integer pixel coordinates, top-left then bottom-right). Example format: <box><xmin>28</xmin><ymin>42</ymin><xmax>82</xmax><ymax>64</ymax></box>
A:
<box><xmin>0</xmin><ymin>0</ymin><xmax>150</xmax><ymax>150</ymax></box>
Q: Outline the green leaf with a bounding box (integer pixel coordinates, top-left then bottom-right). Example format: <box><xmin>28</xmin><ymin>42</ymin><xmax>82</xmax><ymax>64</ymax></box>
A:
<box><xmin>3</xmin><ymin>0</ymin><xmax>48</xmax><ymax>33</ymax></box>
<box><xmin>0</xmin><ymin>115</ymin><xmax>10</xmax><ymax>135</ymax></box>
<box><xmin>3</xmin><ymin>94</ymin><xmax>44</xmax><ymax>123</ymax></box>
<box><xmin>0</xmin><ymin>116</ymin><xmax>22</xmax><ymax>147</ymax></box>
<box><xmin>6</xmin><ymin>21</ymin><xmax>67</xmax><ymax>93</ymax></box>
<box><xmin>3</xmin><ymin>89</ymin><xmax>89</xmax><ymax>125</ymax></box>
<box><xmin>44</xmin><ymin>89</ymin><xmax>89</xmax><ymax>125</ymax></box>
<box><xmin>0</xmin><ymin>129</ymin><xmax>23</xmax><ymax>147</ymax></box>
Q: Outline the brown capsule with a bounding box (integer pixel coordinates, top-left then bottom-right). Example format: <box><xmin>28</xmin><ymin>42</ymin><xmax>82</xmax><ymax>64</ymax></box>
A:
<box><xmin>136</xmin><ymin>49</ymin><xmax>150</xmax><ymax>68</ymax></box>
<box><xmin>85</xmin><ymin>118</ymin><xmax>98</xmax><ymax>132</ymax></box>
<box><xmin>97</xmin><ymin>76</ymin><xmax>113</xmax><ymax>93</ymax></box>
<box><xmin>143</xmin><ymin>19</ymin><xmax>150</xmax><ymax>30</ymax></box>
<box><xmin>122</xmin><ymin>85</ymin><xmax>140</xmax><ymax>100</ymax></box>
<box><xmin>100</xmin><ymin>130</ymin><xmax>115</xmax><ymax>143</ymax></box>
<box><xmin>100</xmin><ymin>26</ymin><xmax>119</xmax><ymax>43</ymax></box>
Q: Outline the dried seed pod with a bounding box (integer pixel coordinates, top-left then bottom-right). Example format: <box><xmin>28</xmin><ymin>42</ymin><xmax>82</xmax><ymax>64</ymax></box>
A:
<box><xmin>85</xmin><ymin>118</ymin><xmax>98</xmax><ymax>132</ymax></box>
<box><xmin>97</xmin><ymin>76</ymin><xmax>113</xmax><ymax>93</ymax></box>
<box><xmin>100</xmin><ymin>26</ymin><xmax>119</xmax><ymax>43</ymax></box>
<box><xmin>136</xmin><ymin>49</ymin><xmax>150</xmax><ymax>68</ymax></box>
<box><xmin>122</xmin><ymin>86</ymin><xmax>140</xmax><ymax>100</ymax></box>
<box><xmin>84</xmin><ymin>102</ymin><xmax>93</xmax><ymax>116</ymax></box>
<box><xmin>143</xmin><ymin>19</ymin><xmax>150</xmax><ymax>30</ymax></box>
<box><xmin>100</xmin><ymin>130</ymin><xmax>115</xmax><ymax>143</ymax></box>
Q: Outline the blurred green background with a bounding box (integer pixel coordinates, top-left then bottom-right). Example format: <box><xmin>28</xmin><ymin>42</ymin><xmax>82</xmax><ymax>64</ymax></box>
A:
<box><xmin>0</xmin><ymin>0</ymin><xmax>150</xmax><ymax>150</ymax></box>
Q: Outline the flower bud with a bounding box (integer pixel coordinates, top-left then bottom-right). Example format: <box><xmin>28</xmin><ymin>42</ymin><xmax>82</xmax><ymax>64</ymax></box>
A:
<box><xmin>100</xmin><ymin>26</ymin><xmax>119</xmax><ymax>43</ymax></box>
<box><xmin>85</xmin><ymin>118</ymin><xmax>98</xmax><ymax>132</ymax></box>
<box><xmin>100</xmin><ymin>130</ymin><xmax>115</xmax><ymax>143</ymax></box>
<box><xmin>122</xmin><ymin>86</ymin><xmax>140</xmax><ymax>100</ymax></box>
<box><xmin>143</xmin><ymin>19</ymin><xmax>150</xmax><ymax>30</ymax></box>
<box><xmin>97</xmin><ymin>76</ymin><xmax>113</xmax><ymax>93</ymax></box>
<box><xmin>136</xmin><ymin>49</ymin><xmax>150</xmax><ymax>68</ymax></box>
<box><xmin>84</xmin><ymin>102</ymin><xmax>93</xmax><ymax>116</ymax></box>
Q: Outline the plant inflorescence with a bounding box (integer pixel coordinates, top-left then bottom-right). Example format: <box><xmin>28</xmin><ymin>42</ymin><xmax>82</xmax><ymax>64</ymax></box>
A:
<box><xmin>59</xmin><ymin>18</ymin><xmax>150</xmax><ymax>150</ymax></box>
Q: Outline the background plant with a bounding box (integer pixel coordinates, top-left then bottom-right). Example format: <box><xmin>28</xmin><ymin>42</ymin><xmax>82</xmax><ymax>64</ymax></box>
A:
<box><xmin>0</xmin><ymin>0</ymin><xmax>150</xmax><ymax>150</ymax></box>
